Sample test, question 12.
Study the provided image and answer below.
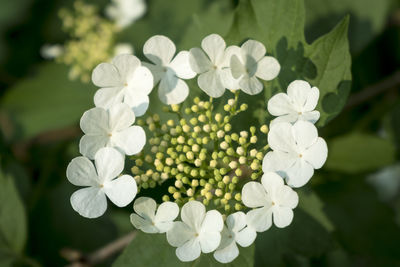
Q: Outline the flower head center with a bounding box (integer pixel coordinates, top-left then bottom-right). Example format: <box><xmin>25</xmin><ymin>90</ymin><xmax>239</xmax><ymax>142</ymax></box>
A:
<box><xmin>194</xmin><ymin>233</ymin><xmax>199</xmax><ymax>237</ymax></box>
<box><xmin>299</xmin><ymin>154</ymin><xmax>303</xmax><ymax>158</ymax></box>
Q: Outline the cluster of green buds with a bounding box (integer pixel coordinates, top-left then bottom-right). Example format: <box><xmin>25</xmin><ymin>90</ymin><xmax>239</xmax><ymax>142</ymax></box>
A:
<box><xmin>131</xmin><ymin>92</ymin><xmax>270</xmax><ymax>214</ymax></box>
<box><xmin>58</xmin><ymin>0</ymin><xmax>117</xmax><ymax>82</ymax></box>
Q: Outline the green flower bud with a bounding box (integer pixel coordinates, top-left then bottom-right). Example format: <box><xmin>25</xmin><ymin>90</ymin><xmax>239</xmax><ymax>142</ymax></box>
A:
<box><xmin>162</xmin><ymin>195</ymin><xmax>170</xmax><ymax>202</ymax></box>
<box><xmin>250</xmin><ymin>136</ymin><xmax>258</xmax><ymax>144</ymax></box>
<box><xmin>224</xmin><ymin>123</ymin><xmax>232</xmax><ymax>132</ymax></box>
<box><xmin>250</xmin><ymin>126</ymin><xmax>256</xmax><ymax>134</ymax></box>
<box><xmin>235</xmin><ymin>168</ymin><xmax>242</xmax><ymax>176</ymax></box>
<box><xmin>240</xmin><ymin>103</ymin><xmax>248</xmax><ymax>111</ymax></box>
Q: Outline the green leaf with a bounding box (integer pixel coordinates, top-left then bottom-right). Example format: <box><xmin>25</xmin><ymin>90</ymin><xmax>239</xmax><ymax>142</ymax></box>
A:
<box><xmin>225</xmin><ymin>0</ymin><xmax>351</xmax><ymax>127</ymax></box>
<box><xmin>0</xmin><ymin>170</ymin><xmax>27</xmax><ymax>264</ymax></box>
<box><xmin>0</xmin><ymin>63</ymin><xmax>96</xmax><ymax>141</ymax></box>
<box><xmin>254</xmin><ymin>209</ymin><xmax>332</xmax><ymax>266</ymax></box>
<box><xmin>325</xmin><ymin>133</ymin><xmax>396</xmax><ymax>173</ymax></box>
<box><xmin>304</xmin><ymin>0</ymin><xmax>392</xmax><ymax>53</ymax></box>
<box><xmin>113</xmin><ymin>231</ymin><xmax>254</xmax><ymax>267</ymax></box>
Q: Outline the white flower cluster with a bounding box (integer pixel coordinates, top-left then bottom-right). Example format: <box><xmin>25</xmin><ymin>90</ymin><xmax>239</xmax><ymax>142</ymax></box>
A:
<box><xmin>66</xmin><ymin>33</ymin><xmax>328</xmax><ymax>263</ymax></box>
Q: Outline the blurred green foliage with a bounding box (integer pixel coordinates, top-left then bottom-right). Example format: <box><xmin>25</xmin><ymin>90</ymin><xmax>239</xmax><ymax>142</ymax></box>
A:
<box><xmin>0</xmin><ymin>0</ymin><xmax>399</xmax><ymax>266</ymax></box>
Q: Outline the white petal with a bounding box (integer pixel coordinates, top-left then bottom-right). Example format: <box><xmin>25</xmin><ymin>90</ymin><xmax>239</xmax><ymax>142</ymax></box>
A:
<box><xmin>104</xmin><ymin>175</ymin><xmax>137</xmax><ymax>207</ymax></box>
<box><xmin>94</xmin><ymin>87</ymin><xmax>124</xmax><ymax>110</ymax></box>
<box><xmin>303</xmin><ymin>137</ymin><xmax>328</xmax><ymax>169</ymax></box>
<box><xmin>126</xmin><ymin>66</ymin><xmax>154</xmax><ymax>96</ymax></box>
<box><xmin>287</xmin><ymin>80</ymin><xmax>311</xmax><ymax>109</ymax></box>
<box><xmin>262</xmin><ymin>150</ymin><xmax>297</xmax><ymax>173</ymax></box>
<box><xmin>169</xmin><ymin>51</ymin><xmax>196</xmax><ymax>79</ymax></box>
<box><xmin>214</xmin><ymin>240</ymin><xmax>239</xmax><ymax>264</ymax></box>
<box><xmin>92</xmin><ymin>63</ymin><xmax>122</xmax><ymax>87</ymax></box>
<box><xmin>133</xmin><ymin>197</ymin><xmax>156</xmax><ymax>220</ymax></box>
<box><xmin>154</xmin><ymin>202</ymin><xmax>179</xmax><ymax>233</ymax></box>
<box><xmin>292</xmin><ymin>121</ymin><xmax>318</xmax><ymax>151</ymax></box>
<box><xmin>201</xmin><ymin>33</ymin><xmax>226</xmax><ymax>65</ymax></box>
<box><xmin>108</xmin><ymin>103</ymin><xmax>135</xmax><ymax>132</ymax></box>
<box><xmin>202</xmin><ymin>210</ymin><xmax>223</xmax><ymax>233</ymax></box>
<box><xmin>255</xmin><ymin>56</ymin><xmax>280</xmax><ymax>81</ymax></box>
<box><xmin>268</xmin><ymin>122</ymin><xmax>296</xmax><ymax>153</ymax></box>
<box><xmin>176</xmin><ymin>238</ymin><xmax>201</xmax><ymax>262</ymax></box>
<box><xmin>226</xmin><ymin>212</ymin><xmax>246</xmax><ymax>233</ymax></box>
<box><xmin>112</xmin><ymin>126</ymin><xmax>146</xmax><ymax>155</ymax></box>
<box><xmin>303</xmin><ymin>87</ymin><xmax>320</xmax><ymax>111</ymax></box>
<box><xmin>70</xmin><ymin>187</ymin><xmax>107</xmax><ymax>218</ymax></box>
<box><xmin>80</xmin><ymin>107</ymin><xmax>109</xmax><ymax>135</ymax></box>
<box><xmin>79</xmin><ymin>135</ymin><xmax>109</xmax><ymax>160</ymax></box>
<box><xmin>66</xmin><ymin>156</ymin><xmax>99</xmax><ymax>186</ymax></box>
<box><xmin>158</xmin><ymin>74</ymin><xmax>189</xmax><ymax>105</ymax></box>
<box><xmin>142</xmin><ymin>62</ymin><xmax>164</xmax><ymax>85</ymax></box>
<box><xmin>272</xmin><ymin>206</ymin><xmax>294</xmax><ymax>228</ymax></box>
<box><xmin>220</xmin><ymin>68</ymin><xmax>240</xmax><ymax>90</ymax></box>
<box><xmin>230</xmin><ymin>54</ymin><xmax>246</xmax><ymax>79</ymax></box>
<box><xmin>246</xmin><ymin>206</ymin><xmax>272</xmax><ymax>232</ymax></box>
<box><xmin>197</xmin><ymin>70</ymin><xmax>225</xmax><ymax>98</ymax></box>
<box><xmin>235</xmin><ymin>226</ymin><xmax>257</xmax><ymax>247</ymax></box>
<box><xmin>274</xmin><ymin>186</ymin><xmax>299</xmax><ymax>209</ymax></box>
<box><xmin>267</xmin><ymin>93</ymin><xmax>296</xmax><ymax>116</ymax></box>
<box><xmin>130</xmin><ymin>213</ymin><xmax>159</xmax><ymax>233</ymax></box>
<box><xmin>241</xmin><ymin>181</ymin><xmax>269</xmax><ymax>208</ymax></box>
<box><xmin>181</xmin><ymin>201</ymin><xmax>205</xmax><ymax>231</ymax></box>
<box><xmin>124</xmin><ymin>92</ymin><xmax>149</xmax><ymax>117</ymax></box>
<box><xmin>270</xmin><ymin>113</ymin><xmax>299</xmax><ymax>125</ymax></box>
<box><xmin>167</xmin><ymin>221</ymin><xmax>195</xmax><ymax>247</ymax></box>
<box><xmin>143</xmin><ymin>35</ymin><xmax>176</xmax><ymax>65</ymax></box>
<box><xmin>94</xmin><ymin>147</ymin><xmax>124</xmax><ymax>182</ymax></box>
<box><xmin>285</xmin><ymin>159</ymin><xmax>314</xmax><ymax>188</ymax></box>
<box><xmin>300</xmin><ymin>111</ymin><xmax>320</xmax><ymax>124</ymax></box>
<box><xmin>189</xmin><ymin>47</ymin><xmax>212</xmax><ymax>73</ymax></box>
<box><xmin>241</xmin><ymin>40</ymin><xmax>266</xmax><ymax>61</ymax></box>
<box><xmin>261</xmin><ymin>172</ymin><xmax>284</xmax><ymax>196</ymax></box>
<box><xmin>238</xmin><ymin>75</ymin><xmax>263</xmax><ymax>95</ymax></box>
<box><xmin>222</xmin><ymin>45</ymin><xmax>241</xmax><ymax>67</ymax></box>
<box><xmin>199</xmin><ymin>231</ymin><xmax>221</xmax><ymax>253</ymax></box>
<box><xmin>112</xmin><ymin>54</ymin><xmax>140</xmax><ymax>82</ymax></box>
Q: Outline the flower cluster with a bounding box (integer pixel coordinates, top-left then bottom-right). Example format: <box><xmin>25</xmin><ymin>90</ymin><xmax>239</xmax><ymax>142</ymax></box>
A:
<box><xmin>42</xmin><ymin>0</ymin><xmax>147</xmax><ymax>82</ymax></box>
<box><xmin>66</xmin><ymin>33</ymin><xmax>328</xmax><ymax>263</ymax></box>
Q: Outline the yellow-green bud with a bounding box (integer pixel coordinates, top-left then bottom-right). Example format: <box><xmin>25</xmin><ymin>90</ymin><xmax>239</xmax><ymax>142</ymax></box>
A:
<box><xmin>224</xmin><ymin>192</ymin><xmax>232</xmax><ymax>200</ymax></box>
<box><xmin>135</xmin><ymin>159</ymin><xmax>143</xmax><ymax>166</ymax></box>
<box><xmin>215</xmin><ymin>113</ymin><xmax>222</xmax><ymax>122</ymax></box>
<box><xmin>235</xmin><ymin>203</ymin><xmax>242</xmax><ymax>211</ymax></box>
<box><xmin>260</xmin><ymin>124</ymin><xmax>269</xmax><ymax>134</ymax></box>
<box><xmin>168</xmin><ymin>186</ymin><xmax>176</xmax><ymax>194</ymax></box>
<box><xmin>239</xmin><ymin>156</ymin><xmax>246</xmax><ymax>164</ymax></box>
<box><xmin>192</xmin><ymin>179</ymin><xmax>199</xmax><ymax>187</ymax></box>
<box><xmin>229</xmin><ymin>161</ymin><xmax>238</xmax><ymax>169</ymax></box>
<box><xmin>235</xmin><ymin>168</ymin><xmax>242</xmax><ymax>176</ymax></box>
<box><xmin>217</xmin><ymin>130</ymin><xmax>225</xmax><ymax>139</ymax></box>
<box><xmin>240</xmin><ymin>103</ymin><xmax>248</xmax><ymax>111</ymax></box>
<box><xmin>250</xmin><ymin>136</ymin><xmax>258</xmax><ymax>144</ymax></box>
<box><xmin>173</xmin><ymin>192</ymin><xmax>181</xmax><ymax>199</ymax></box>
<box><xmin>166</xmin><ymin>158</ymin><xmax>174</xmax><ymax>166</ymax></box>
<box><xmin>175</xmin><ymin>180</ymin><xmax>183</xmax><ymax>188</ymax></box>
<box><xmin>131</xmin><ymin>166</ymin><xmax>140</xmax><ymax>175</ymax></box>
<box><xmin>191</xmin><ymin>105</ymin><xmax>199</xmax><ymax>112</ymax></box>
<box><xmin>186</xmin><ymin>188</ymin><xmax>194</xmax><ymax>197</ymax></box>
<box><xmin>205</xmin><ymin>192</ymin><xmax>213</xmax><ymax>200</ymax></box>
<box><xmin>224</xmin><ymin>123</ymin><xmax>232</xmax><ymax>132</ymax></box>
<box><xmin>222</xmin><ymin>175</ymin><xmax>230</xmax><ymax>184</ymax></box>
<box><xmin>203</xmin><ymin>124</ymin><xmax>211</xmax><ymax>133</ymax></box>
<box><xmin>162</xmin><ymin>195</ymin><xmax>170</xmax><ymax>202</ymax></box>
<box><xmin>215</xmin><ymin>189</ymin><xmax>223</xmax><ymax>197</ymax></box>
<box><xmin>182</xmin><ymin>125</ymin><xmax>190</xmax><ymax>133</ymax></box>
<box><xmin>224</xmin><ymin>104</ymin><xmax>231</xmax><ymax>112</ymax></box>
<box><xmin>250</xmin><ymin>149</ymin><xmax>257</xmax><ymax>157</ymax></box>
<box><xmin>220</xmin><ymin>141</ymin><xmax>228</xmax><ymax>150</ymax></box>
<box><xmin>250</xmin><ymin>126</ymin><xmax>256</xmax><ymax>134</ymax></box>
<box><xmin>227</xmin><ymin>99</ymin><xmax>235</xmax><ymax>106</ymax></box>
<box><xmin>167</xmin><ymin>119</ymin><xmax>174</xmax><ymax>127</ymax></box>
<box><xmin>171</xmin><ymin>104</ymin><xmax>180</xmax><ymax>112</ymax></box>
<box><xmin>240</xmin><ymin>131</ymin><xmax>248</xmax><ymax>138</ymax></box>
<box><xmin>210</xmin><ymin>160</ymin><xmax>217</xmax><ymax>168</ymax></box>
<box><xmin>256</xmin><ymin>152</ymin><xmax>264</xmax><ymax>160</ymax></box>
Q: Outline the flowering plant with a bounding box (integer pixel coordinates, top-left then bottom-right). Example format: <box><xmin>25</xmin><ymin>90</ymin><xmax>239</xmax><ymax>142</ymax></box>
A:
<box><xmin>66</xmin><ymin>31</ymin><xmax>331</xmax><ymax>263</ymax></box>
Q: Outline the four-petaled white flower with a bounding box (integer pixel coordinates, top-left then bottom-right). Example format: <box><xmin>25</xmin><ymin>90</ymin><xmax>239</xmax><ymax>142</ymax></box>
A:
<box><xmin>167</xmin><ymin>201</ymin><xmax>223</xmax><ymax>262</ymax></box>
<box><xmin>189</xmin><ymin>34</ymin><xmax>239</xmax><ymax>97</ymax></box>
<box><xmin>242</xmin><ymin>172</ymin><xmax>298</xmax><ymax>232</ymax></box>
<box><xmin>92</xmin><ymin>54</ymin><xmax>153</xmax><ymax>117</ymax></box>
<box><xmin>268</xmin><ymin>80</ymin><xmax>320</xmax><ymax>125</ymax></box>
<box><xmin>143</xmin><ymin>35</ymin><xmax>196</xmax><ymax>105</ymax></box>
<box><xmin>262</xmin><ymin>121</ymin><xmax>328</xmax><ymax>188</ymax></box>
<box><xmin>230</xmin><ymin>39</ymin><xmax>280</xmax><ymax>95</ymax></box>
<box><xmin>130</xmin><ymin>197</ymin><xmax>179</xmax><ymax>233</ymax></box>
<box><xmin>106</xmin><ymin>0</ymin><xmax>146</xmax><ymax>29</ymax></box>
<box><xmin>66</xmin><ymin>147</ymin><xmax>137</xmax><ymax>218</ymax></box>
<box><xmin>213</xmin><ymin>212</ymin><xmax>257</xmax><ymax>263</ymax></box>
<box><xmin>79</xmin><ymin>103</ymin><xmax>146</xmax><ymax>159</ymax></box>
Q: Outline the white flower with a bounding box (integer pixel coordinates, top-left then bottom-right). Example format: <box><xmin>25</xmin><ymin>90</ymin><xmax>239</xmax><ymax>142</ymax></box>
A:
<box><xmin>143</xmin><ymin>35</ymin><xmax>196</xmax><ymax>105</ymax></box>
<box><xmin>66</xmin><ymin>147</ymin><xmax>137</xmax><ymax>218</ymax></box>
<box><xmin>106</xmin><ymin>0</ymin><xmax>146</xmax><ymax>29</ymax></box>
<box><xmin>130</xmin><ymin>197</ymin><xmax>179</xmax><ymax>233</ymax></box>
<box><xmin>241</xmin><ymin>172</ymin><xmax>298</xmax><ymax>232</ymax></box>
<box><xmin>113</xmin><ymin>43</ymin><xmax>134</xmax><ymax>56</ymax></box>
<box><xmin>213</xmin><ymin>212</ymin><xmax>257</xmax><ymax>263</ymax></box>
<box><xmin>268</xmin><ymin>80</ymin><xmax>320</xmax><ymax>124</ymax></box>
<box><xmin>189</xmin><ymin>34</ymin><xmax>239</xmax><ymax>97</ymax></box>
<box><xmin>79</xmin><ymin>103</ymin><xmax>146</xmax><ymax>159</ymax></box>
<box><xmin>40</xmin><ymin>44</ymin><xmax>63</xmax><ymax>59</ymax></box>
<box><xmin>262</xmin><ymin>121</ymin><xmax>328</xmax><ymax>188</ymax></box>
<box><xmin>166</xmin><ymin>201</ymin><xmax>223</xmax><ymax>262</ymax></box>
<box><xmin>230</xmin><ymin>40</ymin><xmax>280</xmax><ymax>95</ymax></box>
<box><xmin>92</xmin><ymin>54</ymin><xmax>153</xmax><ymax>116</ymax></box>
